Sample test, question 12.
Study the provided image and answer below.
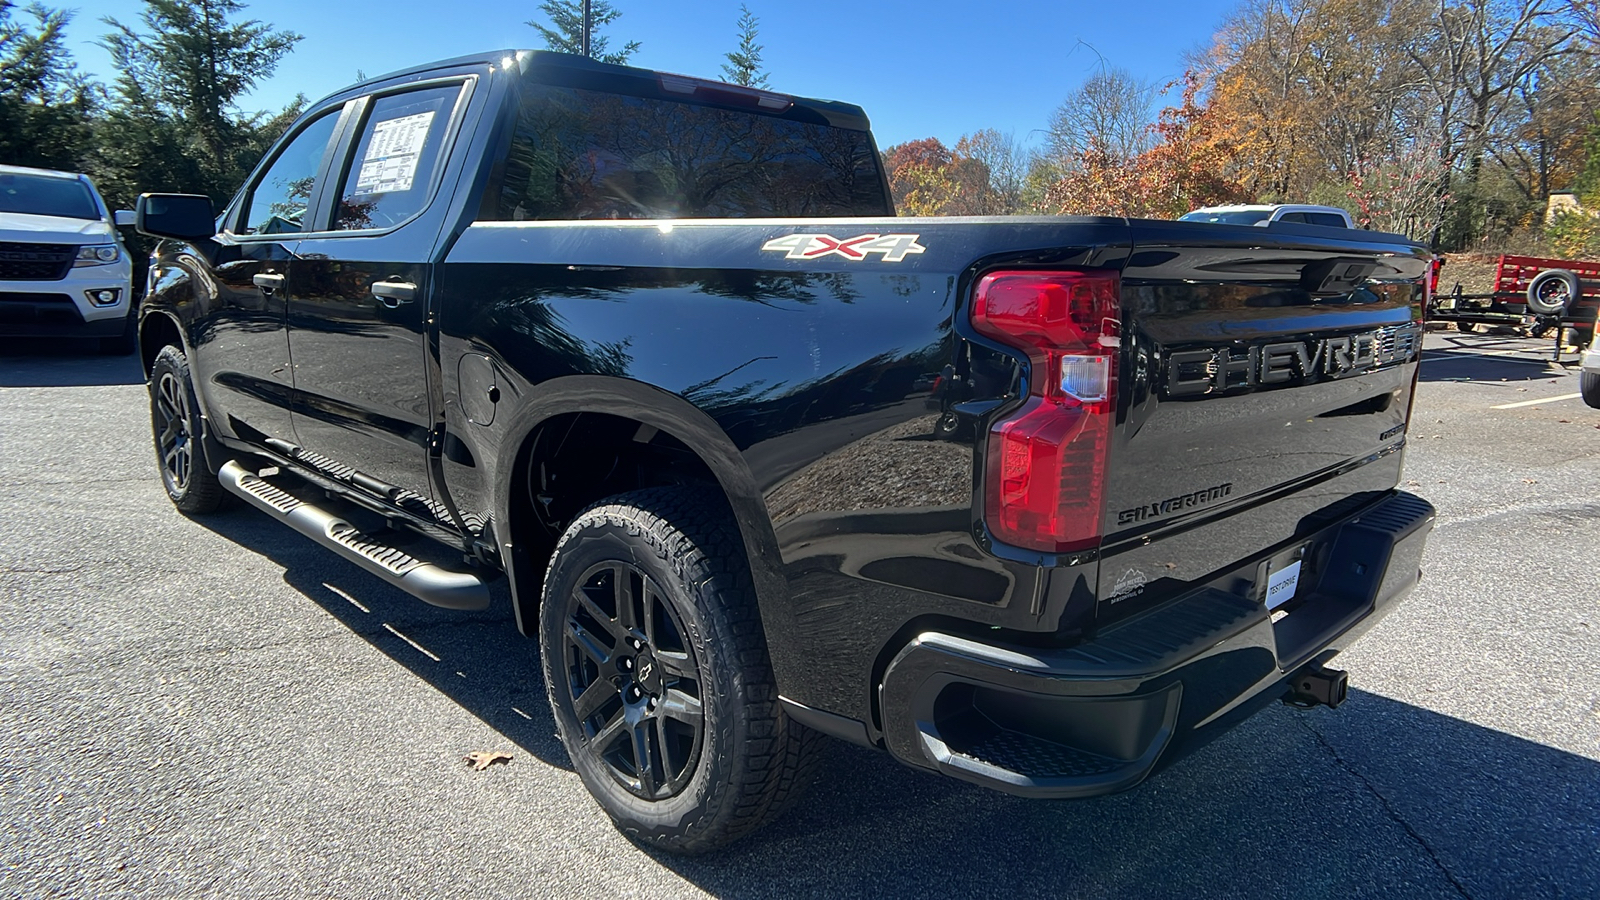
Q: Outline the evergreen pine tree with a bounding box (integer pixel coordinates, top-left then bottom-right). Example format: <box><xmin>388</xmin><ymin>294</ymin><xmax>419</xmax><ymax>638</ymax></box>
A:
<box><xmin>0</xmin><ymin>1</ymin><xmax>95</xmax><ymax>170</ymax></box>
<box><xmin>94</xmin><ymin>0</ymin><xmax>302</xmax><ymax>205</ymax></box>
<box><xmin>528</xmin><ymin>1</ymin><xmax>640</xmax><ymax>66</ymax></box>
<box><xmin>721</xmin><ymin>5</ymin><xmax>768</xmax><ymax>88</ymax></box>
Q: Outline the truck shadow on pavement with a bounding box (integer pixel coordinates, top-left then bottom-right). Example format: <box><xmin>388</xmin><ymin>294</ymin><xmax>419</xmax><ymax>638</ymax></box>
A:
<box><xmin>192</xmin><ymin>508</ymin><xmax>574</xmax><ymax>772</ymax></box>
<box><xmin>194</xmin><ymin>509</ymin><xmax>1598</xmax><ymax>899</ymax></box>
<box><xmin>0</xmin><ymin>339</ymin><xmax>144</xmax><ymax>387</ymax></box>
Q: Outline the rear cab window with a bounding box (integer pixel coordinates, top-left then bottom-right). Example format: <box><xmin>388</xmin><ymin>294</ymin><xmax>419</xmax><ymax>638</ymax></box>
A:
<box><xmin>489</xmin><ymin>77</ymin><xmax>890</xmax><ymax>221</ymax></box>
<box><xmin>333</xmin><ymin>83</ymin><xmax>465</xmax><ymax>231</ymax></box>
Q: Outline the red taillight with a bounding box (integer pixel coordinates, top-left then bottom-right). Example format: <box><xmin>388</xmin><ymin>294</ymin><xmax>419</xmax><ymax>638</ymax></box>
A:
<box><xmin>971</xmin><ymin>271</ymin><xmax>1119</xmax><ymax>554</ymax></box>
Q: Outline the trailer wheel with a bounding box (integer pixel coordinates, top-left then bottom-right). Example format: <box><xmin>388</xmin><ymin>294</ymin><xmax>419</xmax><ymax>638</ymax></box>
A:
<box><xmin>1526</xmin><ymin>269</ymin><xmax>1579</xmax><ymax>316</ymax></box>
<box><xmin>1581</xmin><ymin>372</ymin><xmax>1600</xmax><ymax>410</ymax></box>
<box><xmin>1456</xmin><ymin>321</ymin><xmax>1478</xmax><ymax>333</ymax></box>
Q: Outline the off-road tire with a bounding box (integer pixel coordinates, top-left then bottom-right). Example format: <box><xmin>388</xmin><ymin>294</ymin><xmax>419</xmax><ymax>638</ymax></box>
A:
<box><xmin>539</xmin><ymin>487</ymin><xmax>821</xmax><ymax>854</ymax></box>
<box><xmin>1581</xmin><ymin>371</ymin><xmax>1600</xmax><ymax>410</ymax></box>
<box><xmin>149</xmin><ymin>344</ymin><xmax>229</xmax><ymax>514</ymax></box>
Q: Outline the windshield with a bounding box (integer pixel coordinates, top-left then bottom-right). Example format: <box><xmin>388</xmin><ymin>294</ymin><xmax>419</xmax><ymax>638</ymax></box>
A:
<box><xmin>1179</xmin><ymin>210</ymin><xmax>1269</xmax><ymax>226</ymax></box>
<box><xmin>0</xmin><ymin>173</ymin><xmax>100</xmax><ymax>220</ymax></box>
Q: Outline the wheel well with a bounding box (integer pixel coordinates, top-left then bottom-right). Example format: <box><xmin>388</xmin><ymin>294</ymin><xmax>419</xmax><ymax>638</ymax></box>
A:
<box><xmin>507</xmin><ymin>411</ymin><xmax>725</xmax><ymax>605</ymax></box>
<box><xmin>139</xmin><ymin>313</ymin><xmax>182</xmax><ymax>376</ymax></box>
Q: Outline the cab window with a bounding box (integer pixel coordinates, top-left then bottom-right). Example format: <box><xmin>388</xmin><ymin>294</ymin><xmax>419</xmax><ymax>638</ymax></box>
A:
<box><xmin>332</xmin><ymin>84</ymin><xmax>463</xmax><ymax>231</ymax></box>
<box><xmin>239</xmin><ymin>110</ymin><xmax>342</xmax><ymax>236</ymax></box>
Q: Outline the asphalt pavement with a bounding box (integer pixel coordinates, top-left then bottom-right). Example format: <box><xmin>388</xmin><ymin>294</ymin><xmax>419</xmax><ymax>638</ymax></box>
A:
<box><xmin>1</xmin><ymin>331</ymin><xmax>1597</xmax><ymax>899</ymax></box>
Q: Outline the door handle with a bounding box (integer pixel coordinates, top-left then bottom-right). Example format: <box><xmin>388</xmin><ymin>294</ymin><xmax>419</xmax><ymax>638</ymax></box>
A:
<box><xmin>371</xmin><ymin>280</ymin><xmax>417</xmax><ymax>308</ymax></box>
<box><xmin>253</xmin><ymin>273</ymin><xmax>285</xmax><ymax>291</ymax></box>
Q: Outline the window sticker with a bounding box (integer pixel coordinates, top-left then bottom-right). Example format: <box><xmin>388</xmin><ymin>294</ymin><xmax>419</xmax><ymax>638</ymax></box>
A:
<box><xmin>353</xmin><ymin>111</ymin><xmax>436</xmax><ymax>195</ymax></box>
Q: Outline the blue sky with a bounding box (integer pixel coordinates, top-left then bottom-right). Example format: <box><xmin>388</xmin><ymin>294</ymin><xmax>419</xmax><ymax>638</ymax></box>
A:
<box><xmin>57</xmin><ymin>0</ymin><xmax>1239</xmax><ymax>149</ymax></box>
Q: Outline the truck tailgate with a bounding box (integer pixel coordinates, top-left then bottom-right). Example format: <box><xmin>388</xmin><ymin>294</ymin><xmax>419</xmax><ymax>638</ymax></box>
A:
<box><xmin>1097</xmin><ymin>223</ymin><xmax>1430</xmax><ymax>615</ymax></box>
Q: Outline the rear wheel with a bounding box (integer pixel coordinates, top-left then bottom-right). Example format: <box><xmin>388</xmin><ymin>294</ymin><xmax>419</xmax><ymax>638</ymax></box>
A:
<box><xmin>1581</xmin><ymin>372</ymin><xmax>1600</xmax><ymax>410</ymax></box>
<box><xmin>539</xmin><ymin>487</ymin><xmax>820</xmax><ymax>854</ymax></box>
<box><xmin>149</xmin><ymin>344</ymin><xmax>228</xmax><ymax>514</ymax></box>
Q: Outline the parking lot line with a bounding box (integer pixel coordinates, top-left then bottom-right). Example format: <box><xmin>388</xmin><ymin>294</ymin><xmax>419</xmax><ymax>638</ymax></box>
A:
<box><xmin>1490</xmin><ymin>392</ymin><xmax>1583</xmax><ymax>410</ymax></box>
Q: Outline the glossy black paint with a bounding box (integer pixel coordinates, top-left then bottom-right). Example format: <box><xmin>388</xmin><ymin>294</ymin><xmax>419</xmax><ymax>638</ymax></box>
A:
<box><xmin>138</xmin><ymin>49</ymin><xmax>1434</xmax><ymax>755</ymax></box>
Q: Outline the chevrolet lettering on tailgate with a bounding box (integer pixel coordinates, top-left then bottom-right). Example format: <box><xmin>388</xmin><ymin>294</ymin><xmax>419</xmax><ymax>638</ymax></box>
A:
<box><xmin>1163</xmin><ymin>323</ymin><xmax>1422</xmax><ymax>398</ymax></box>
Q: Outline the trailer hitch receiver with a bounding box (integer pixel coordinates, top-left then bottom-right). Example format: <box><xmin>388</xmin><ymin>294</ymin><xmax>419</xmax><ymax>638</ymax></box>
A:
<box><xmin>1284</xmin><ymin>664</ymin><xmax>1349</xmax><ymax>709</ymax></box>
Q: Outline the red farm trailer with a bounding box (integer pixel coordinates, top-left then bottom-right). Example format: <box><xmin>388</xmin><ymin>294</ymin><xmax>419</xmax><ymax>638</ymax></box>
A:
<box><xmin>1429</xmin><ymin>254</ymin><xmax>1600</xmax><ymax>350</ymax></box>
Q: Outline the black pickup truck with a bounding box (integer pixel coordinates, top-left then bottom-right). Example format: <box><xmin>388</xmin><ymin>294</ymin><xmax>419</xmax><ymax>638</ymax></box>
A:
<box><xmin>132</xmin><ymin>50</ymin><xmax>1436</xmax><ymax>852</ymax></box>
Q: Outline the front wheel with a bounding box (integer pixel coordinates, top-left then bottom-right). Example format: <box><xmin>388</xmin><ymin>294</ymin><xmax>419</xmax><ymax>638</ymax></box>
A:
<box><xmin>149</xmin><ymin>344</ymin><xmax>229</xmax><ymax>514</ymax></box>
<box><xmin>539</xmin><ymin>487</ymin><xmax>820</xmax><ymax>854</ymax></box>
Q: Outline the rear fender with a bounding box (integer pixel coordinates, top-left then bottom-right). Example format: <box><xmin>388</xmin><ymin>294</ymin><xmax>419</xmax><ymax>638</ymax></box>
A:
<box><xmin>489</xmin><ymin>375</ymin><xmax>787</xmax><ymax>638</ymax></box>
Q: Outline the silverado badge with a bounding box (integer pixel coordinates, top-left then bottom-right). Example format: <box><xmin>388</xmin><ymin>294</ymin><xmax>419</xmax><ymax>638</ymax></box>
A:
<box><xmin>761</xmin><ymin>233</ymin><xmax>926</xmax><ymax>262</ymax></box>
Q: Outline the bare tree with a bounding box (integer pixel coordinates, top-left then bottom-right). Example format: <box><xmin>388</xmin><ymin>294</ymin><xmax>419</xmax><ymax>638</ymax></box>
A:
<box><xmin>1045</xmin><ymin>66</ymin><xmax>1157</xmax><ymax>165</ymax></box>
<box><xmin>956</xmin><ymin>129</ymin><xmax>1028</xmax><ymax>214</ymax></box>
<box><xmin>1568</xmin><ymin>0</ymin><xmax>1600</xmax><ymax>44</ymax></box>
<box><xmin>1399</xmin><ymin>0</ymin><xmax>1578</xmax><ymax>242</ymax></box>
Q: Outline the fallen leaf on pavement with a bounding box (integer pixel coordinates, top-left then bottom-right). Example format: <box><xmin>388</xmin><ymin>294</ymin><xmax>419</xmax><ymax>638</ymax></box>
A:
<box><xmin>465</xmin><ymin>751</ymin><xmax>513</xmax><ymax>771</ymax></box>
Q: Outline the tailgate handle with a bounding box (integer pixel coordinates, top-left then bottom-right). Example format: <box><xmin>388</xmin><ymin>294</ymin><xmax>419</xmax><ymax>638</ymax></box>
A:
<box><xmin>1301</xmin><ymin>258</ymin><xmax>1377</xmax><ymax>295</ymax></box>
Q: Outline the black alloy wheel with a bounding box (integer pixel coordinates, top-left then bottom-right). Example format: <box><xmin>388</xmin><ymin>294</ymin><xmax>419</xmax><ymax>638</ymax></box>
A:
<box><xmin>560</xmin><ymin>560</ymin><xmax>705</xmax><ymax>800</ymax></box>
<box><xmin>153</xmin><ymin>367</ymin><xmax>193</xmax><ymax>494</ymax></box>
<box><xmin>148</xmin><ymin>344</ymin><xmax>228</xmax><ymax>514</ymax></box>
<box><xmin>539</xmin><ymin>487</ymin><xmax>822</xmax><ymax>853</ymax></box>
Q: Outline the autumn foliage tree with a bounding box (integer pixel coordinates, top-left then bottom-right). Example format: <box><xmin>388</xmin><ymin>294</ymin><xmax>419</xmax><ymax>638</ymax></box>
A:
<box><xmin>1043</xmin><ymin>73</ymin><xmax>1250</xmax><ymax>218</ymax></box>
<box><xmin>1200</xmin><ymin>0</ymin><xmax>1598</xmax><ymax>245</ymax></box>
<box><xmin>882</xmin><ymin>135</ymin><xmax>1028</xmax><ymax>216</ymax></box>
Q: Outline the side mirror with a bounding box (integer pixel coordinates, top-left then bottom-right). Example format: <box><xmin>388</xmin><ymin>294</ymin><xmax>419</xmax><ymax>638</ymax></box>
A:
<box><xmin>135</xmin><ymin>193</ymin><xmax>216</xmax><ymax>242</ymax></box>
<box><xmin>113</xmin><ymin>209</ymin><xmax>137</xmax><ymax>227</ymax></box>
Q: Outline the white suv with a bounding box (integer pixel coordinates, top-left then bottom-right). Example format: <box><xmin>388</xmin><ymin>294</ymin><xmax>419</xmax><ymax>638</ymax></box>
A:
<box><xmin>1179</xmin><ymin>204</ymin><xmax>1356</xmax><ymax>228</ymax></box>
<box><xmin>0</xmin><ymin>165</ymin><xmax>136</xmax><ymax>353</ymax></box>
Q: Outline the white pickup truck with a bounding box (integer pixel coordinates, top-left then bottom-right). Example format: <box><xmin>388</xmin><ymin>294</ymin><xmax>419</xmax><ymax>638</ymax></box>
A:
<box><xmin>1180</xmin><ymin>204</ymin><xmax>1356</xmax><ymax>229</ymax></box>
<box><xmin>0</xmin><ymin>164</ymin><xmax>136</xmax><ymax>353</ymax></box>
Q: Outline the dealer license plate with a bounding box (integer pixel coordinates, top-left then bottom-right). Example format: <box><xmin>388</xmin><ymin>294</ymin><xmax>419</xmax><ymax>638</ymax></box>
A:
<box><xmin>1264</xmin><ymin>558</ymin><xmax>1303</xmax><ymax>611</ymax></box>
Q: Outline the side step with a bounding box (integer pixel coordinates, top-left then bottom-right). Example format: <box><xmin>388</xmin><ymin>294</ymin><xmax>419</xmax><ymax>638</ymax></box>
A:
<box><xmin>219</xmin><ymin>460</ymin><xmax>491</xmax><ymax>611</ymax></box>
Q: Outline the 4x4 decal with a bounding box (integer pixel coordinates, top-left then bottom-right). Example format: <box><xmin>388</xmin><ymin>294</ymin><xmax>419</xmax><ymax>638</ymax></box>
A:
<box><xmin>761</xmin><ymin>233</ymin><xmax>926</xmax><ymax>262</ymax></box>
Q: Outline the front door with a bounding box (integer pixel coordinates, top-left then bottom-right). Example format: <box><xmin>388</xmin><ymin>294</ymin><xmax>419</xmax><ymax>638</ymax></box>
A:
<box><xmin>285</xmin><ymin>81</ymin><xmax>470</xmax><ymax>509</ymax></box>
<box><xmin>193</xmin><ymin>106</ymin><xmax>346</xmax><ymax>449</ymax></box>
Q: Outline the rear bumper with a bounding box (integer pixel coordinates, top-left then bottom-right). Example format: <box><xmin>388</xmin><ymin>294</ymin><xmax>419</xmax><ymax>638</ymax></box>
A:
<box><xmin>879</xmin><ymin>490</ymin><xmax>1434</xmax><ymax>798</ymax></box>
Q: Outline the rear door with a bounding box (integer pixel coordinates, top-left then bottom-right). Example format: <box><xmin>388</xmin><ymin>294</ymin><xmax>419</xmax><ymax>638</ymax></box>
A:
<box><xmin>285</xmin><ymin>75</ymin><xmax>477</xmax><ymax>507</ymax></box>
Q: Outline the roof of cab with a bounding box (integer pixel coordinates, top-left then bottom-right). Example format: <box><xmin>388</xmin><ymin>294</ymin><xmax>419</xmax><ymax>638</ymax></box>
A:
<box><xmin>317</xmin><ymin>49</ymin><xmax>873</xmax><ymax>131</ymax></box>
